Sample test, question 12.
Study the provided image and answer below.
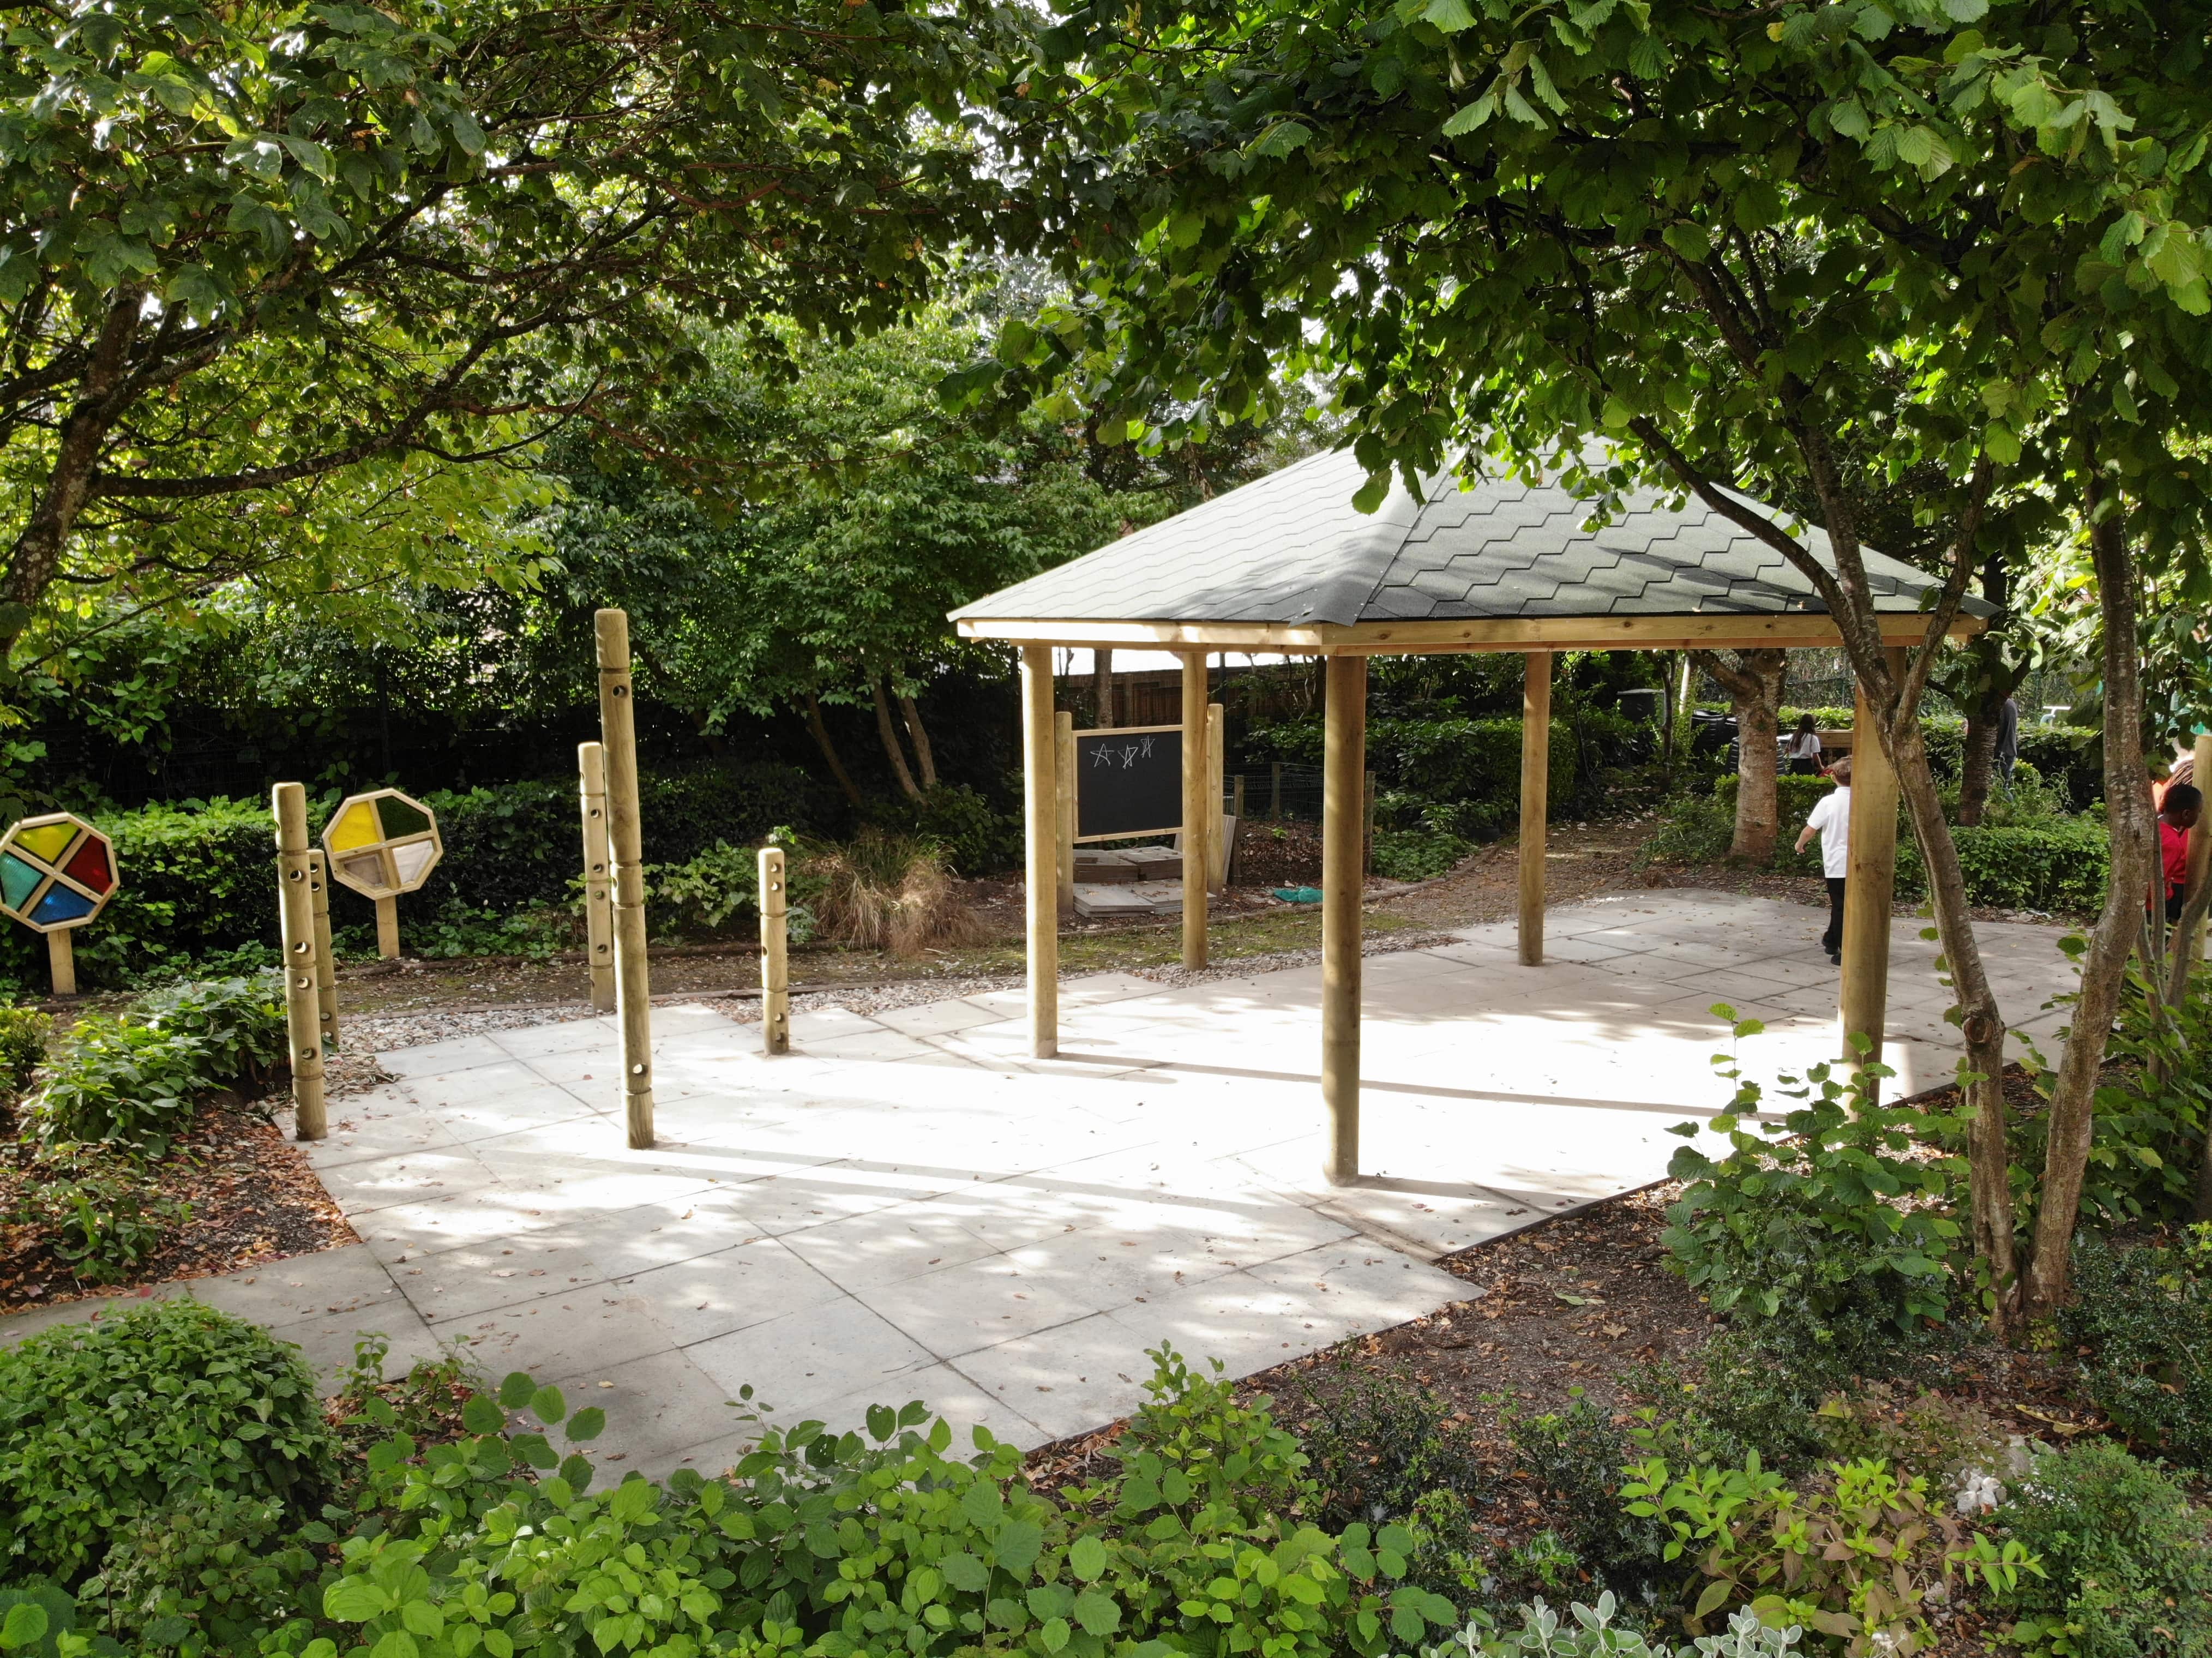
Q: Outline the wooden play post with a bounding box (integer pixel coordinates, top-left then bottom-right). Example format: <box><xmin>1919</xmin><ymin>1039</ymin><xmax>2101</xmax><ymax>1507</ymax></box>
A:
<box><xmin>578</xmin><ymin>742</ymin><xmax>616</xmax><ymax>1013</ymax></box>
<box><xmin>46</xmin><ymin>932</ymin><xmax>73</xmax><ymax>998</ymax></box>
<box><xmin>373</xmin><ymin>894</ymin><xmax>399</xmax><ymax>958</ymax></box>
<box><xmin>1055</xmin><ymin>711</ymin><xmax>1076</xmax><ymax>917</ymax></box>
<box><xmin>1181</xmin><ymin>652</ymin><xmax>1210</xmax><ymax>968</ymax></box>
<box><xmin>1839</xmin><ymin>648</ymin><xmax>1906</xmax><ymax>1079</ymax></box>
<box><xmin>272</xmin><ymin>784</ymin><xmax>327</xmax><ymax>1141</ymax></box>
<box><xmin>308</xmin><ymin>850</ymin><xmax>338</xmax><ymax>1050</ymax></box>
<box><xmin>758</xmin><ymin>846</ymin><xmax>790</xmax><ymax>1055</ymax></box>
<box><xmin>1207</xmin><ymin>700</ymin><xmax>1227</xmax><ymax>892</ymax></box>
<box><xmin>1020</xmin><ymin>645</ymin><xmax>1059</xmax><ymax>1058</ymax></box>
<box><xmin>1322</xmin><ymin>654</ymin><xmax>1367</xmax><ymax>1185</ymax></box>
<box><xmin>595</xmin><ymin>609</ymin><xmax>655</xmax><ymax>1149</ymax></box>
<box><xmin>1519</xmin><ymin>651</ymin><xmax>1552</xmax><ymax>966</ymax></box>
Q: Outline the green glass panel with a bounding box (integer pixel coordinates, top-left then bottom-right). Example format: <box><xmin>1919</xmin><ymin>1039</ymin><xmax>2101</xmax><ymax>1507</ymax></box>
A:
<box><xmin>377</xmin><ymin>795</ymin><xmax>432</xmax><ymax>838</ymax></box>
<box><xmin>0</xmin><ymin>853</ymin><xmax>42</xmax><ymax>911</ymax></box>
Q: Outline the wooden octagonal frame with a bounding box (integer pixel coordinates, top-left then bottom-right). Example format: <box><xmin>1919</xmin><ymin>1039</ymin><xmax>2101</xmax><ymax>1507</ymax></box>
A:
<box><xmin>0</xmin><ymin>812</ymin><xmax>119</xmax><ymax>933</ymax></box>
<box><xmin>321</xmin><ymin>788</ymin><xmax>443</xmax><ymax>899</ymax></box>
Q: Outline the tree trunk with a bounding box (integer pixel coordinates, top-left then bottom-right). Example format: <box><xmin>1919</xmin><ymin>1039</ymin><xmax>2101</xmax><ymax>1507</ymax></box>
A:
<box><xmin>1095</xmin><ymin>647</ymin><xmax>1115</xmax><ymax>726</ymax></box>
<box><xmin>804</xmin><ymin>692</ymin><xmax>865</xmax><ymax>810</ymax></box>
<box><xmin>898</xmin><ymin>691</ymin><xmax>939</xmax><ymax>791</ymax></box>
<box><xmin>1958</xmin><ymin>691</ymin><xmax>2002</xmax><ymax>827</ymax></box>
<box><xmin>1694</xmin><ymin>648</ymin><xmax>1787</xmax><ymax>861</ymax></box>
<box><xmin>2021</xmin><ymin>474</ymin><xmax>2158</xmax><ymax>1323</ymax></box>
<box><xmin>872</xmin><ymin>677</ymin><xmax>924</xmax><ymax>801</ymax></box>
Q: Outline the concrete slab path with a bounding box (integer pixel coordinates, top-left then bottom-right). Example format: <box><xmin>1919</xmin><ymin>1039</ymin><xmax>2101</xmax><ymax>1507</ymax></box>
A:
<box><xmin>2</xmin><ymin>891</ymin><xmax>2076</xmax><ymax>1482</ymax></box>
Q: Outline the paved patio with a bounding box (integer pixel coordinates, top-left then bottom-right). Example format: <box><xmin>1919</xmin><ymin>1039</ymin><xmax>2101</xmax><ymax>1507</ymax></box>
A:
<box><xmin>1</xmin><ymin>890</ymin><xmax>2073</xmax><ymax>1479</ymax></box>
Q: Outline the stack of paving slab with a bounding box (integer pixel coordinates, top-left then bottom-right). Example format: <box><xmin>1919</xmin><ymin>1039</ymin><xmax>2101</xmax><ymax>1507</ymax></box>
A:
<box><xmin>1073</xmin><ymin>845</ymin><xmax>1183</xmax><ymax>918</ymax></box>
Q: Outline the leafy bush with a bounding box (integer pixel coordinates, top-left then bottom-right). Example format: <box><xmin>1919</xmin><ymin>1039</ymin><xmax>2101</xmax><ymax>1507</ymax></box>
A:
<box><xmin>1895</xmin><ymin>819</ymin><xmax>2109</xmax><ymax>914</ymax></box>
<box><xmin>1990</xmin><ymin>1440</ymin><xmax>2212</xmax><ymax>1658</ymax></box>
<box><xmin>0</xmin><ymin>1300</ymin><xmax>338</xmax><ymax>1585</ymax></box>
<box><xmin>17</xmin><ymin>973</ymin><xmax>284</xmax><ymax>1152</ymax></box>
<box><xmin>0</xmin><ymin>1007</ymin><xmax>51</xmax><ymax>1094</ymax></box>
<box><xmin>1301</xmin><ymin>1363</ymin><xmax>1485</xmax><ymax>1527</ymax></box>
<box><xmin>1250</xmin><ymin>716</ymin><xmax>1581</xmax><ymax>815</ymax></box>
<box><xmin>1808</xmin><ymin>1384</ymin><xmax>2012</xmax><ymax>1497</ymax></box>
<box><xmin>81</xmin><ymin>1492</ymin><xmax>320</xmax><ymax>1656</ymax></box>
<box><xmin>7</xmin><ymin>1144</ymin><xmax>190</xmax><ymax>1283</ymax></box>
<box><xmin>1374</xmin><ymin>825</ymin><xmax>1475</xmax><ymax>881</ymax></box>
<box><xmin>1663</xmin><ymin>1018</ymin><xmax>1967</xmax><ymax>1348</ymax></box>
<box><xmin>1620</xmin><ymin>1452</ymin><xmax>2032</xmax><ymax>1652</ymax></box>
<box><xmin>2059</xmin><ymin>1228</ymin><xmax>2212</xmax><ymax>1469</ymax></box>
<box><xmin>267</xmin><ymin>1345</ymin><xmax>1465</xmax><ymax>1658</ymax></box>
<box><xmin>1436</xmin><ymin>1593</ymin><xmax>1804</xmax><ymax>1656</ymax></box>
<box><xmin>882</xmin><ymin>781</ymin><xmax>1024</xmax><ymax>877</ymax></box>
<box><xmin>1506</xmin><ymin>1393</ymin><xmax>1670</xmax><ymax>1599</ymax></box>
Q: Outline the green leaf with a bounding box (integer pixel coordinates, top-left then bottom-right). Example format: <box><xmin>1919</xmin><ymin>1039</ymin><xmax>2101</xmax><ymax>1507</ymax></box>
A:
<box><xmin>1662</xmin><ymin>223</ymin><xmax>1711</xmax><ymax>262</ymax></box>
<box><xmin>1041</xmin><ymin>1618</ymin><xmax>1070</xmax><ymax>1652</ymax></box>
<box><xmin>370</xmin><ymin>1631</ymin><xmax>419</xmax><ymax>1658</ymax></box>
<box><xmin>1071</xmin><ymin>1590</ymin><xmax>1120</xmax><ymax>1636</ymax></box>
<box><xmin>461</xmin><ymin>1393</ymin><xmax>506</xmax><ymax>1435</ymax></box>
<box><xmin>1067</xmin><ymin>1536</ymin><xmax>1108</xmax><ymax>1582</ymax></box>
<box><xmin>1422</xmin><ymin>0</ymin><xmax>1476</xmax><ymax>31</ymax></box>
<box><xmin>530</xmin><ymin>1384</ymin><xmax>567</xmax><ymax>1424</ymax></box>
<box><xmin>566</xmin><ymin>1407</ymin><xmax>606</xmax><ymax>1443</ymax></box>
<box><xmin>324</xmin><ymin>1579</ymin><xmax>388</xmax><ymax>1624</ymax></box>
<box><xmin>1</xmin><ymin>1605</ymin><xmax>50</xmax><ymax>1651</ymax></box>
<box><xmin>1441</xmin><ymin>95</ymin><xmax>1495</xmax><ymax>137</ymax></box>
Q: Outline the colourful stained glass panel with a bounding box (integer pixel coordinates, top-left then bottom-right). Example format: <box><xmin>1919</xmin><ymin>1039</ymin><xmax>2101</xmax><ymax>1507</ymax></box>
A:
<box><xmin>340</xmin><ymin>852</ymin><xmax>389</xmax><ymax>892</ymax></box>
<box><xmin>62</xmin><ymin>837</ymin><xmax>112</xmax><ymax>894</ymax></box>
<box><xmin>329</xmin><ymin>802</ymin><xmax>381</xmax><ymax>851</ymax></box>
<box><xmin>31</xmin><ymin>884</ymin><xmax>93</xmax><ymax>925</ymax></box>
<box><xmin>17</xmin><ymin>822</ymin><xmax>74</xmax><ymax>863</ymax></box>
<box><xmin>377</xmin><ymin>795</ymin><xmax>432</xmax><ymax>838</ymax></box>
<box><xmin>0</xmin><ymin>853</ymin><xmax>41</xmax><ymax>911</ymax></box>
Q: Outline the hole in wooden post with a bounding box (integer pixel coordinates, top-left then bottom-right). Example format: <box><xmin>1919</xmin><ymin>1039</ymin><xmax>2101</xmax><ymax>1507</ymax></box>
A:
<box><xmin>630</xmin><ymin>1063</ymin><xmax>646</xmax><ymax>1076</ymax></box>
<box><xmin>292</xmin><ymin>941</ymin><xmax>310</xmax><ymax>953</ymax></box>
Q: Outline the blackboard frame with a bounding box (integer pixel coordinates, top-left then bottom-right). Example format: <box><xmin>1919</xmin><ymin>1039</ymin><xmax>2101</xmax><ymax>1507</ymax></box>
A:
<box><xmin>1072</xmin><ymin>723</ymin><xmax>1185</xmax><ymax>843</ymax></box>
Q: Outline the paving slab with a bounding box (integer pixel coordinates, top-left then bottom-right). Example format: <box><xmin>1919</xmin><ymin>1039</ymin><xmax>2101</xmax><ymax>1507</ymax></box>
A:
<box><xmin>0</xmin><ymin>892</ymin><xmax>2076</xmax><ymax>1482</ymax></box>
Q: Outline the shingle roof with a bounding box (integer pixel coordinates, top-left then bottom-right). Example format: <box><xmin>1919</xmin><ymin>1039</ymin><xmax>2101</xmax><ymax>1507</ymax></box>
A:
<box><xmin>952</xmin><ymin>448</ymin><xmax>1984</xmax><ymax>627</ymax></box>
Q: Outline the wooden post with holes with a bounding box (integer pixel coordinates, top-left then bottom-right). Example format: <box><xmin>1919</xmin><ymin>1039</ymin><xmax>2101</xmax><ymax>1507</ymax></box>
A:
<box><xmin>1839</xmin><ymin>648</ymin><xmax>1905</xmax><ymax>1082</ymax></box>
<box><xmin>1020</xmin><ymin>646</ymin><xmax>1059</xmax><ymax>1058</ymax></box>
<box><xmin>759</xmin><ymin>846</ymin><xmax>789</xmax><ymax>1055</ymax></box>
<box><xmin>578</xmin><ymin>742</ymin><xmax>616</xmax><ymax>1012</ymax></box>
<box><xmin>373</xmin><ymin>894</ymin><xmax>399</xmax><ymax>959</ymax></box>
<box><xmin>1322</xmin><ymin>656</ymin><xmax>1367</xmax><ymax>1185</ymax></box>
<box><xmin>308</xmin><ymin>850</ymin><xmax>339</xmax><ymax>1050</ymax></box>
<box><xmin>1055</xmin><ymin>711</ymin><xmax>1076</xmax><ymax>917</ymax></box>
<box><xmin>1181</xmin><ymin>653</ymin><xmax>1210</xmax><ymax>968</ymax></box>
<box><xmin>596</xmin><ymin>609</ymin><xmax>655</xmax><ymax>1148</ymax></box>
<box><xmin>272</xmin><ymin>783</ymin><xmax>327</xmax><ymax>1141</ymax></box>
<box><xmin>1208</xmin><ymin>701</ymin><xmax>1227</xmax><ymax>892</ymax></box>
<box><xmin>1518</xmin><ymin>651</ymin><xmax>1553</xmax><ymax>966</ymax></box>
<box><xmin>46</xmin><ymin>932</ymin><xmax>73</xmax><ymax>998</ymax></box>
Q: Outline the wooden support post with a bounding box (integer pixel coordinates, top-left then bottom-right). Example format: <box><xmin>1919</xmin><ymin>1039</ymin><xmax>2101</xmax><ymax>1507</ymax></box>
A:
<box><xmin>1519</xmin><ymin>651</ymin><xmax>1553</xmax><ymax>965</ymax></box>
<box><xmin>1322</xmin><ymin>656</ymin><xmax>1367</xmax><ymax>1185</ymax></box>
<box><xmin>308</xmin><ymin>850</ymin><xmax>339</xmax><ymax>1050</ymax></box>
<box><xmin>579</xmin><ymin>742</ymin><xmax>616</xmax><ymax>1013</ymax></box>
<box><xmin>758</xmin><ymin>846</ymin><xmax>790</xmax><ymax>1055</ymax></box>
<box><xmin>1181</xmin><ymin>652</ymin><xmax>1210</xmax><ymax>969</ymax></box>
<box><xmin>596</xmin><ymin>609</ymin><xmax>656</xmax><ymax>1149</ymax></box>
<box><xmin>1021</xmin><ymin>646</ymin><xmax>1060</xmax><ymax>1058</ymax></box>
<box><xmin>272</xmin><ymin>783</ymin><xmax>327</xmax><ymax>1141</ymax></box>
<box><xmin>1055</xmin><ymin>711</ymin><xmax>1076</xmax><ymax>917</ymax></box>
<box><xmin>46</xmin><ymin>931</ymin><xmax>74</xmax><ymax>998</ymax></box>
<box><xmin>374</xmin><ymin>894</ymin><xmax>399</xmax><ymax>959</ymax></box>
<box><xmin>1839</xmin><ymin>648</ymin><xmax>1905</xmax><ymax>1080</ymax></box>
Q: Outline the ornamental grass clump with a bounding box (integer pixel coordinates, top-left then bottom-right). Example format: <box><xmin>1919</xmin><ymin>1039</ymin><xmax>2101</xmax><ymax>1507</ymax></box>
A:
<box><xmin>808</xmin><ymin>829</ymin><xmax>987</xmax><ymax>957</ymax></box>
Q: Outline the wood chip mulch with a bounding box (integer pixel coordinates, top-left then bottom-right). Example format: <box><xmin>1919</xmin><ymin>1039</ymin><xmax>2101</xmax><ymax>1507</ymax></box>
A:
<box><xmin>0</xmin><ymin>1100</ymin><xmax>356</xmax><ymax>1314</ymax></box>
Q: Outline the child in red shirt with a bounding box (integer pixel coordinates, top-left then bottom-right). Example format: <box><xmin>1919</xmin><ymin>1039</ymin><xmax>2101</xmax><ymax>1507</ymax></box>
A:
<box><xmin>2159</xmin><ymin>784</ymin><xmax>2201</xmax><ymax>923</ymax></box>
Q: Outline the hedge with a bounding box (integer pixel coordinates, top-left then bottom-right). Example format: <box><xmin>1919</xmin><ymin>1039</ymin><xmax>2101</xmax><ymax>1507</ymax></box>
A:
<box><xmin>1247</xmin><ymin>714</ymin><xmax>1582</xmax><ymax>812</ymax></box>
<box><xmin>6</xmin><ymin>761</ymin><xmax>833</xmax><ymax>991</ymax></box>
<box><xmin>1780</xmin><ymin>708</ymin><xmax>2100</xmax><ymax>807</ymax></box>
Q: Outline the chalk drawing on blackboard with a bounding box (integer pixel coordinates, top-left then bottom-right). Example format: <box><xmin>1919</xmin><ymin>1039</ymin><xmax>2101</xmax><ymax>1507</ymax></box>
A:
<box><xmin>1072</xmin><ymin>723</ymin><xmax>1184</xmax><ymax>842</ymax></box>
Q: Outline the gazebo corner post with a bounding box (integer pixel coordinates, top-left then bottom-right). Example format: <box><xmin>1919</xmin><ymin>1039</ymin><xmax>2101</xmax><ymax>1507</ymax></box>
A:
<box><xmin>1322</xmin><ymin>654</ymin><xmax>1368</xmax><ymax>1185</ymax></box>
<box><xmin>1518</xmin><ymin>650</ymin><xmax>1553</xmax><ymax>966</ymax></box>
<box><xmin>1839</xmin><ymin>647</ymin><xmax>1906</xmax><ymax>1088</ymax></box>
<box><xmin>1181</xmin><ymin>651</ymin><xmax>1210</xmax><ymax>969</ymax></box>
<box><xmin>1021</xmin><ymin>645</ymin><xmax>1060</xmax><ymax>1058</ymax></box>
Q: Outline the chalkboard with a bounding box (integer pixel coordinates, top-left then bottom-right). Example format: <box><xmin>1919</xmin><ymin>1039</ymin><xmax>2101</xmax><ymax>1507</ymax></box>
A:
<box><xmin>1074</xmin><ymin>725</ymin><xmax>1183</xmax><ymax>841</ymax></box>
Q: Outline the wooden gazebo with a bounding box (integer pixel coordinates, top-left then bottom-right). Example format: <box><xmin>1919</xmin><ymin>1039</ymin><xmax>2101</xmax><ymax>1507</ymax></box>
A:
<box><xmin>951</xmin><ymin>449</ymin><xmax>1986</xmax><ymax>1184</ymax></box>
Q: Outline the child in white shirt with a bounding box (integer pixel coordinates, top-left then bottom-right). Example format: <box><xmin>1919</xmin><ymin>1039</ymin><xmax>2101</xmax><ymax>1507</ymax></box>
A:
<box><xmin>1795</xmin><ymin>755</ymin><xmax>1852</xmax><ymax>965</ymax></box>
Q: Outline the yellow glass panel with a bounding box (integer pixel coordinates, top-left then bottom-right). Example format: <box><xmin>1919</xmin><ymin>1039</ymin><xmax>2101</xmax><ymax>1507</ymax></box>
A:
<box><xmin>329</xmin><ymin>801</ymin><xmax>382</xmax><ymax>851</ymax></box>
<box><xmin>17</xmin><ymin>822</ymin><xmax>75</xmax><ymax>863</ymax></box>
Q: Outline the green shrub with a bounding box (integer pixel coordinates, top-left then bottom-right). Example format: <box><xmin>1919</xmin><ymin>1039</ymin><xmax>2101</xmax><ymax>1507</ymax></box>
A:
<box><xmin>1439</xmin><ymin>1593</ymin><xmax>1804</xmax><ymax>1656</ymax></box>
<box><xmin>1991</xmin><ymin>1440</ymin><xmax>2212</xmax><ymax>1658</ymax></box>
<box><xmin>1506</xmin><ymin>1393</ymin><xmax>1670</xmax><ymax>1600</ymax></box>
<box><xmin>2059</xmin><ymin>1229</ymin><xmax>2212</xmax><ymax>1469</ymax></box>
<box><xmin>82</xmin><ymin>1492</ymin><xmax>321</xmax><ymax>1656</ymax></box>
<box><xmin>1662</xmin><ymin>1017</ymin><xmax>1968</xmax><ymax>1348</ymax></box>
<box><xmin>0</xmin><ymin>1300</ymin><xmax>338</xmax><ymax>1585</ymax></box>
<box><xmin>1895</xmin><ymin>819</ymin><xmax>2109</xmax><ymax>913</ymax></box>
<box><xmin>7</xmin><ymin>1143</ymin><xmax>190</xmax><ymax>1284</ymax></box>
<box><xmin>18</xmin><ymin>973</ymin><xmax>284</xmax><ymax>1152</ymax></box>
<box><xmin>882</xmin><ymin>782</ymin><xmax>1024</xmax><ymax>878</ymax></box>
<box><xmin>1301</xmin><ymin>1363</ymin><xmax>1485</xmax><ymax>1527</ymax></box>
<box><xmin>1619</xmin><ymin>1451</ymin><xmax>2032</xmax><ymax>1651</ymax></box>
<box><xmin>0</xmin><ymin>1007</ymin><xmax>52</xmax><ymax>1094</ymax></box>
<box><xmin>1374</xmin><ymin>826</ymin><xmax>1475</xmax><ymax>881</ymax></box>
<box><xmin>1249</xmin><ymin>716</ymin><xmax>1580</xmax><ymax>815</ymax></box>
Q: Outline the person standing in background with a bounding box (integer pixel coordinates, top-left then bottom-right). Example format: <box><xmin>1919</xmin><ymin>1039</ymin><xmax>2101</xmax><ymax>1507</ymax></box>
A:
<box><xmin>1796</xmin><ymin>756</ymin><xmax>1853</xmax><ymax>966</ymax></box>
<box><xmin>1993</xmin><ymin>693</ymin><xmax>2019</xmax><ymax>798</ymax></box>
<box><xmin>1786</xmin><ymin>714</ymin><xmax>1825</xmax><ymax>776</ymax></box>
<box><xmin>2156</xmin><ymin>784</ymin><xmax>2202</xmax><ymax>925</ymax></box>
